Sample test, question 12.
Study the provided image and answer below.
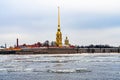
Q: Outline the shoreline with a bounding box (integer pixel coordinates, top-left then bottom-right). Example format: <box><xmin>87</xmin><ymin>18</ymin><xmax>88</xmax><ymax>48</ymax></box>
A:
<box><xmin>0</xmin><ymin>47</ymin><xmax>120</xmax><ymax>55</ymax></box>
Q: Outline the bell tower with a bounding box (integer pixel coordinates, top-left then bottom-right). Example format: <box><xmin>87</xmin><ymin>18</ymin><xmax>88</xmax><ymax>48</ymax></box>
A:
<box><xmin>64</xmin><ymin>36</ymin><xmax>69</xmax><ymax>46</ymax></box>
<box><xmin>56</xmin><ymin>7</ymin><xmax>62</xmax><ymax>47</ymax></box>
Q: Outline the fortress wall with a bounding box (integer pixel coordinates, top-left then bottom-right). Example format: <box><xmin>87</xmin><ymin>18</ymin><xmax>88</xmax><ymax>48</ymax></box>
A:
<box><xmin>0</xmin><ymin>48</ymin><xmax>120</xmax><ymax>54</ymax></box>
<box><xmin>19</xmin><ymin>48</ymin><xmax>120</xmax><ymax>54</ymax></box>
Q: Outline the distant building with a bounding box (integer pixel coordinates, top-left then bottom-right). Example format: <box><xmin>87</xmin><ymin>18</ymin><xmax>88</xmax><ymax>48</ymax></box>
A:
<box><xmin>20</xmin><ymin>42</ymin><xmax>42</xmax><ymax>48</ymax></box>
<box><xmin>64</xmin><ymin>36</ymin><xmax>69</xmax><ymax>46</ymax></box>
<box><xmin>51</xmin><ymin>41</ymin><xmax>57</xmax><ymax>47</ymax></box>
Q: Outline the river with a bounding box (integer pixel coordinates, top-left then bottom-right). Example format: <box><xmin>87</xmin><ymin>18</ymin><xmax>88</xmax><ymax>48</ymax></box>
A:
<box><xmin>0</xmin><ymin>53</ymin><xmax>120</xmax><ymax>80</ymax></box>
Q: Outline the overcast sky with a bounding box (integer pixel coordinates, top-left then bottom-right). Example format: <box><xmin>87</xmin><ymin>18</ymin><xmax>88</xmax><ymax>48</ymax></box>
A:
<box><xmin>0</xmin><ymin>0</ymin><xmax>120</xmax><ymax>47</ymax></box>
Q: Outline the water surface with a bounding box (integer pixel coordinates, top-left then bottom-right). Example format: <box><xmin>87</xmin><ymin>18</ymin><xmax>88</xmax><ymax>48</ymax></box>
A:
<box><xmin>0</xmin><ymin>53</ymin><xmax>120</xmax><ymax>80</ymax></box>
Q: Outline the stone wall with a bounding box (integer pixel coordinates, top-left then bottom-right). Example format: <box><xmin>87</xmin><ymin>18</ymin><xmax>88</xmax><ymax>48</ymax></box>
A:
<box><xmin>0</xmin><ymin>48</ymin><xmax>120</xmax><ymax>54</ymax></box>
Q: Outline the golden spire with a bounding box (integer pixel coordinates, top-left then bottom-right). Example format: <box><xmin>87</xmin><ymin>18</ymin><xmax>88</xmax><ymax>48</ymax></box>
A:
<box><xmin>58</xmin><ymin>6</ymin><xmax>60</xmax><ymax>28</ymax></box>
<box><xmin>57</xmin><ymin>6</ymin><xmax>61</xmax><ymax>32</ymax></box>
<box><xmin>56</xmin><ymin>7</ymin><xmax>62</xmax><ymax>47</ymax></box>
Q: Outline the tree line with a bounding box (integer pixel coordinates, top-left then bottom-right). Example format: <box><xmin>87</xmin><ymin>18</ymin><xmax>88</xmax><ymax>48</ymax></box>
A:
<box><xmin>78</xmin><ymin>44</ymin><xmax>115</xmax><ymax>48</ymax></box>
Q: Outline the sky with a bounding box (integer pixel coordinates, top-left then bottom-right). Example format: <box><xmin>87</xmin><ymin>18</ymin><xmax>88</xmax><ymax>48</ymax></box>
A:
<box><xmin>0</xmin><ymin>0</ymin><xmax>120</xmax><ymax>47</ymax></box>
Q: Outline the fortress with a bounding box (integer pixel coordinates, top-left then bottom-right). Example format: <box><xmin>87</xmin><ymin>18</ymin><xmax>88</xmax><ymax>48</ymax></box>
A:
<box><xmin>17</xmin><ymin>7</ymin><xmax>70</xmax><ymax>49</ymax></box>
<box><xmin>0</xmin><ymin>7</ymin><xmax>120</xmax><ymax>54</ymax></box>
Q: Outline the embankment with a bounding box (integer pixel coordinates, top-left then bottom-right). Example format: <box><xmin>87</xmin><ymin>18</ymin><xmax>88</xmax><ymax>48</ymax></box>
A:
<box><xmin>0</xmin><ymin>48</ymin><xmax>120</xmax><ymax>54</ymax></box>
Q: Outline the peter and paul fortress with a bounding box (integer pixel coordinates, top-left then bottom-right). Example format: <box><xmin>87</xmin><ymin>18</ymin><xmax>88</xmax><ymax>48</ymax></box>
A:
<box><xmin>1</xmin><ymin>6</ymin><xmax>119</xmax><ymax>54</ymax></box>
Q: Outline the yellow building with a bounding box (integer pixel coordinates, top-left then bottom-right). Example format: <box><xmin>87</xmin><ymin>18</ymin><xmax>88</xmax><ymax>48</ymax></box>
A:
<box><xmin>56</xmin><ymin>7</ymin><xmax>62</xmax><ymax>47</ymax></box>
<box><xmin>64</xmin><ymin>36</ymin><xmax>69</xmax><ymax>46</ymax></box>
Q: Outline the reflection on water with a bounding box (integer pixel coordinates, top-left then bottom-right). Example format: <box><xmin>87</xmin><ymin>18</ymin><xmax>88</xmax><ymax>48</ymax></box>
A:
<box><xmin>0</xmin><ymin>53</ymin><xmax>120</xmax><ymax>80</ymax></box>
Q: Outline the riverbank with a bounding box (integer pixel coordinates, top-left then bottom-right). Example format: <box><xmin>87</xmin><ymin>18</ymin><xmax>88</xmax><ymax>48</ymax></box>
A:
<box><xmin>0</xmin><ymin>47</ymin><xmax>120</xmax><ymax>54</ymax></box>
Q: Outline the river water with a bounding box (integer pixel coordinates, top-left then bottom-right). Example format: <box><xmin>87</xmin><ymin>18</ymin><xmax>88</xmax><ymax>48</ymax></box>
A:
<box><xmin>0</xmin><ymin>53</ymin><xmax>120</xmax><ymax>80</ymax></box>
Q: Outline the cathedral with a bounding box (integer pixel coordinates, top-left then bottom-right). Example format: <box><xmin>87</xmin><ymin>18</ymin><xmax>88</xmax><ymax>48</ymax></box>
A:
<box><xmin>56</xmin><ymin>7</ymin><xmax>69</xmax><ymax>47</ymax></box>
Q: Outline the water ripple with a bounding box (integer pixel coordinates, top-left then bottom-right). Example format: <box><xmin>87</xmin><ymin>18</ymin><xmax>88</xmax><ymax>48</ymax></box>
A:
<box><xmin>47</xmin><ymin>68</ymin><xmax>91</xmax><ymax>73</ymax></box>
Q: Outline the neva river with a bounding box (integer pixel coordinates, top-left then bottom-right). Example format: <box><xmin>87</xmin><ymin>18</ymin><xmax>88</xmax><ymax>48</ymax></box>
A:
<box><xmin>0</xmin><ymin>53</ymin><xmax>120</xmax><ymax>80</ymax></box>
